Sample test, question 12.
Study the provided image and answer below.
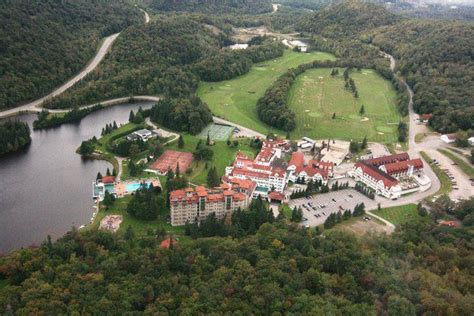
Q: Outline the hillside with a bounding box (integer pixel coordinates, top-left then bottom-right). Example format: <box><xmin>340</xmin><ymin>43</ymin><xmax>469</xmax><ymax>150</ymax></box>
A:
<box><xmin>0</xmin><ymin>198</ymin><xmax>472</xmax><ymax>314</ymax></box>
<box><xmin>0</xmin><ymin>0</ymin><xmax>142</xmax><ymax>110</ymax></box>
<box><xmin>371</xmin><ymin>20</ymin><xmax>474</xmax><ymax>133</ymax></box>
<box><xmin>297</xmin><ymin>0</ymin><xmax>400</xmax><ymax>38</ymax></box>
<box><xmin>145</xmin><ymin>0</ymin><xmax>273</xmax><ymax>14</ymax></box>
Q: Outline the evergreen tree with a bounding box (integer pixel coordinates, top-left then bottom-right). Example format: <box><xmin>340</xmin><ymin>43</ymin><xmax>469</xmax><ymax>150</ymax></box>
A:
<box><xmin>96</xmin><ymin>172</ymin><xmax>102</xmax><ymax>180</ymax></box>
<box><xmin>106</xmin><ymin>168</ymin><xmax>111</xmax><ymax>176</ymax></box>
<box><xmin>124</xmin><ymin>225</ymin><xmax>135</xmax><ymax>240</ymax></box>
<box><xmin>129</xmin><ymin>110</ymin><xmax>135</xmax><ymax>122</ymax></box>
<box><xmin>206</xmin><ymin>132</ymin><xmax>211</xmax><ymax>146</ymax></box>
<box><xmin>361</xmin><ymin>136</ymin><xmax>368</xmax><ymax>149</ymax></box>
<box><xmin>332</xmin><ymin>113</ymin><xmax>336</xmax><ymax>119</ymax></box>
<box><xmin>113</xmin><ymin>121</ymin><xmax>118</xmax><ymax>129</ymax></box>
<box><xmin>178</xmin><ymin>135</ymin><xmax>184</xmax><ymax>148</ymax></box>
<box><xmin>359</xmin><ymin>105</ymin><xmax>365</xmax><ymax>115</ymax></box>
<box><xmin>207</xmin><ymin>166</ymin><xmax>220</xmax><ymax>187</ymax></box>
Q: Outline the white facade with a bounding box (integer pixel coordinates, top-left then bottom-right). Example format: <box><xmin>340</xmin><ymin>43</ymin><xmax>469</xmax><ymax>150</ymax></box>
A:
<box><xmin>353</xmin><ymin>166</ymin><xmax>402</xmax><ymax>199</ymax></box>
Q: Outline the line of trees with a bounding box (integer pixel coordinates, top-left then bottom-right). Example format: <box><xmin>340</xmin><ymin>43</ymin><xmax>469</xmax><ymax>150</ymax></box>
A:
<box><xmin>354</xmin><ymin>182</ymin><xmax>375</xmax><ymax>200</ymax></box>
<box><xmin>185</xmin><ymin>197</ymin><xmax>275</xmax><ymax>238</ymax></box>
<box><xmin>32</xmin><ymin>104</ymin><xmax>104</xmax><ymax>129</ymax></box>
<box><xmin>324</xmin><ymin>203</ymin><xmax>365</xmax><ymax>229</ymax></box>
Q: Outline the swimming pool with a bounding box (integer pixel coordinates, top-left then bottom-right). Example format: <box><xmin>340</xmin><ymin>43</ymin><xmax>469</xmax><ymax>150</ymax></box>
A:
<box><xmin>125</xmin><ymin>181</ymin><xmax>152</xmax><ymax>192</ymax></box>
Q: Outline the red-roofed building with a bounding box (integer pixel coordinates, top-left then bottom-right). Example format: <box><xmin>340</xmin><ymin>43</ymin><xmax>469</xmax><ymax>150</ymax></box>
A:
<box><xmin>160</xmin><ymin>238</ymin><xmax>178</xmax><ymax>249</ymax></box>
<box><xmin>100</xmin><ymin>176</ymin><xmax>116</xmax><ymax>184</ymax></box>
<box><xmin>439</xmin><ymin>220</ymin><xmax>460</xmax><ymax>228</ymax></box>
<box><xmin>225</xmin><ymin>146</ymin><xmax>288</xmax><ymax>195</ymax></box>
<box><xmin>169</xmin><ymin>181</ymin><xmax>255</xmax><ymax>226</ymax></box>
<box><xmin>353</xmin><ymin>162</ymin><xmax>401</xmax><ymax>199</ymax></box>
<box><xmin>364</xmin><ymin>153</ymin><xmax>409</xmax><ymax>167</ymax></box>
<box><xmin>380</xmin><ymin>158</ymin><xmax>423</xmax><ymax>177</ymax></box>
<box><xmin>420</xmin><ymin>114</ymin><xmax>433</xmax><ymax>123</ymax></box>
<box><xmin>287</xmin><ymin>152</ymin><xmax>332</xmax><ymax>184</ymax></box>
<box><xmin>268</xmin><ymin>191</ymin><xmax>285</xmax><ymax>204</ymax></box>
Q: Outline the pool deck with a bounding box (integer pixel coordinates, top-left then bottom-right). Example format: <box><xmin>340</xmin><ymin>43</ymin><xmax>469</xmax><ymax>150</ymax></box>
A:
<box><xmin>115</xmin><ymin>178</ymin><xmax>161</xmax><ymax>197</ymax></box>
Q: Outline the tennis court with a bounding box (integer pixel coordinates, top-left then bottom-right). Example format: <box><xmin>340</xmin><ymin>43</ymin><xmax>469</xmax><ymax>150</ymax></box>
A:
<box><xmin>198</xmin><ymin>123</ymin><xmax>236</xmax><ymax>141</ymax></box>
<box><xmin>149</xmin><ymin>150</ymin><xmax>194</xmax><ymax>175</ymax></box>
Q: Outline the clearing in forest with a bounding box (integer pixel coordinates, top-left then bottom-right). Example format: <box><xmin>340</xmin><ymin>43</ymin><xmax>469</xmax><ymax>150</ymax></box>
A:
<box><xmin>197</xmin><ymin>50</ymin><xmax>336</xmax><ymax>135</ymax></box>
<box><xmin>288</xmin><ymin>68</ymin><xmax>400</xmax><ymax>143</ymax></box>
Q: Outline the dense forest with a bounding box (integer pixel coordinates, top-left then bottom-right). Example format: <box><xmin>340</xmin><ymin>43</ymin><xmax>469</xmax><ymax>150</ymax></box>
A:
<box><xmin>370</xmin><ymin>20</ymin><xmax>474</xmax><ymax>133</ymax></box>
<box><xmin>194</xmin><ymin>41</ymin><xmax>284</xmax><ymax>81</ymax></box>
<box><xmin>150</xmin><ymin>96</ymin><xmax>213</xmax><ymax>134</ymax></box>
<box><xmin>144</xmin><ymin>0</ymin><xmax>273</xmax><ymax>14</ymax></box>
<box><xmin>0</xmin><ymin>120</ymin><xmax>31</xmax><ymax>156</ymax></box>
<box><xmin>0</xmin><ymin>0</ymin><xmax>142</xmax><ymax>110</ymax></box>
<box><xmin>0</xmin><ymin>198</ymin><xmax>472</xmax><ymax>314</ymax></box>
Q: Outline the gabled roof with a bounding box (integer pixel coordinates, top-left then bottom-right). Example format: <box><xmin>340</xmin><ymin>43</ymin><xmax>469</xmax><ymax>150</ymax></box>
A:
<box><xmin>289</xmin><ymin>152</ymin><xmax>305</xmax><ymax>169</ymax></box>
<box><xmin>268</xmin><ymin>191</ymin><xmax>285</xmax><ymax>201</ymax></box>
<box><xmin>383</xmin><ymin>158</ymin><xmax>423</xmax><ymax>175</ymax></box>
<box><xmin>363</xmin><ymin>153</ymin><xmax>409</xmax><ymax>167</ymax></box>
<box><xmin>101</xmin><ymin>176</ymin><xmax>116</xmax><ymax>184</ymax></box>
<box><xmin>355</xmin><ymin>162</ymin><xmax>398</xmax><ymax>188</ymax></box>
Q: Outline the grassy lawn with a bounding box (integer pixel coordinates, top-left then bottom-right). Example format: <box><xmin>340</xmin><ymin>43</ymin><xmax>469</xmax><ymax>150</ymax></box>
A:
<box><xmin>288</xmin><ymin>68</ymin><xmax>400</xmax><ymax>143</ymax></box>
<box><xmin>165</xmin><ymin>134</ymin><xmax>258</xmax><ymax>185</ymax></box>
<box><xmin>281</xmin><ymin>203</ymin><xmax>293</xmax><ymax>218</ymax></box>
<box><xmin>438</xmin><ymin>148</ymin><xmax>474</xmax><ymax>178</ymax></box>
<box><xmin>373</xmin><ymin>204</ymin><xmax>426</xmax><ymax>226</ymax></box>
<box><xmin>328</xmin><ymin>215</ymin><xmax>387</xmax><ymax>236</ymax></box>
<box><xmin>197</xmin><ymin>50</ymin><xmax>336</xmax><ymax>136</ymax></box>
<box><xmin>92</xmin><ymin>196</ymin><xmax>185</xmax><ymax>236</ymax></box>
<box><xmin>420</xmin><ymin>151</ymin><xmax>452</xmax><ymax>196</ymax></box>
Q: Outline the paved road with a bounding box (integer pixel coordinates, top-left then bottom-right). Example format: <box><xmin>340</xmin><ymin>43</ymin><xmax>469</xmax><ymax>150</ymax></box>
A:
<box><xmin>381</xmin><ymin>51</ymin><xmax>472</xmax><ymax>200</ymax></box>
<box><xmin>0</xmin><ymin>7</ymin><xmax>151</xmax><ymax>119</ymax></box>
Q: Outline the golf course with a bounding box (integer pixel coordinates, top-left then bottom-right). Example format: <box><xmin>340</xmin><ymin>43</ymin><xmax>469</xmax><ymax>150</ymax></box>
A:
<box><xmin>288</xmin><ymin>68</ymin><xmax>400</xmax><ymax>143</ymax></box>
<box><xmin>197</xmin><ymin>50</ymin><xmax>336</xmax><ymax>135</ymax></box>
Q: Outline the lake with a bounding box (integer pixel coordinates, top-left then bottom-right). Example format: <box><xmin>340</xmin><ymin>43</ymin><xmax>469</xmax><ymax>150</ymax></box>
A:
<box><xmin>0</xmin><ymin>102</ymin><xmax>153</xmax><ymax>253</ymax></box>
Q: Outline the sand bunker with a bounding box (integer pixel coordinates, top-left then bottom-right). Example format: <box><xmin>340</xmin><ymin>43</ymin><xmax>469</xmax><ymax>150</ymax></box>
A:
<box><xmin>360</xmin><ymin>117</ymin><xmax>369</xmax><ymax>122</ymax></box>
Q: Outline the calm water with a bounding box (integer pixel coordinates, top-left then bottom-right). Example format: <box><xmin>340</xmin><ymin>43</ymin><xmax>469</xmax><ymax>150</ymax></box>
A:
<box><xmin>0</xmin><ymin>103</ymin><xmax>153</xmax><ymax>253</ymax></box>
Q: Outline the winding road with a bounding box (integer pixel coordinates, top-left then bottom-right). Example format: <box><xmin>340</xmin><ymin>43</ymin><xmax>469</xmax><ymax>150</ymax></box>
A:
<box><xmin>0</xmin><ymin>7</ymin><xmax>150</xmax><ymax>119</ymax></box>
<box><xmin>381</xmin><ymin>51</ymin><xmax>472</xmax><ymax>201</ymax></box>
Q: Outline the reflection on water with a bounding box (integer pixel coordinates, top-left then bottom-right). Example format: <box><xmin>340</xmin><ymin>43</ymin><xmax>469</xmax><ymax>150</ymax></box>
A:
<box><xmin>0</xmin><ymin>103</ymin><xmax>153</xmax><ymax>253</ymax></box>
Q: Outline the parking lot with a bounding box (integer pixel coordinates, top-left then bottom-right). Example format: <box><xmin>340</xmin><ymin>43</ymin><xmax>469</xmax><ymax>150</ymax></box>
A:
<box><xmin>288</xmin><ymin>189</ymin><xmax>377</xmax><ymax>227</ymax></box>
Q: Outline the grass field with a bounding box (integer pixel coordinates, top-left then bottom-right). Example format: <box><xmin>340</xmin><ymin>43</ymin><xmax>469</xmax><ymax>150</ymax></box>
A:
<box><xmin>373</xmin><ymin>204</ymin><xmax>427</xmax><ymax>226</ymax></box>
<box><xmin>92</xmin><ymin>196</ymin><xmax>185</xmax><ymax>236</ymax></box>
<box><xmin>197</xmin><ymin>50</ymin><xmax>336</xmax><ymax>136</ymax></box>
<box><xmin>288</xmin><ymin>68</ymin><xmax>400</xmax><ymax>143</ymax></box>
<box><xmin>438</xmin><ymin>148</ymin><xmax>474</xmax><ymax>178</ymax></box>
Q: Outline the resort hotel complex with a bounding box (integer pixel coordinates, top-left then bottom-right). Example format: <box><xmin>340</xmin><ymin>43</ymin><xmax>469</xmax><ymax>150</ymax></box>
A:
<box><xmin>351</xmin><ymin>153</ymin><xmax>431</xmax><ymax>199</ymax></box>
<box><xmin>169</xmin><ymin>136</ymin><xmax>434</xmax><ymax>226</ymax></box>
<box><xmin>170</xmin><ymin>180</ymin><xmax>256</xmax><ymax>226</ymax></box>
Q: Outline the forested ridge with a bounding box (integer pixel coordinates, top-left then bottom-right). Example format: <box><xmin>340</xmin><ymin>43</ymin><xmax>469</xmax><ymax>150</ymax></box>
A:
<box><xmin>296</xmin><ymin>0</ymin><xmax>474</xmax><ymax>133</ymax></box>
<box><xmin>0</xmin><ymin>0</ymin><xmax>142</xmax><ymax>110</ymax></box>
<box><xmin>144</xmin><ymin>0</ymin><xmax>273</xmax><ymax>14</ymax></box>
<box><xmin>370</xmin><ymin>20</ymin><xmax>474</xmax><ymax>133</ymax></box>
<box><xmin>0</xmin><ymin>198</ymin><xmax>473</xmax><ymax>314</ymax></box>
